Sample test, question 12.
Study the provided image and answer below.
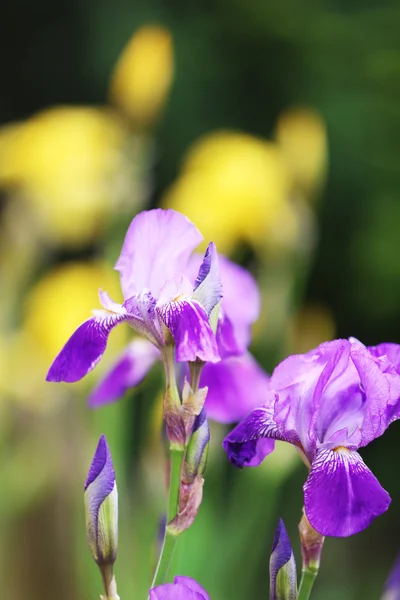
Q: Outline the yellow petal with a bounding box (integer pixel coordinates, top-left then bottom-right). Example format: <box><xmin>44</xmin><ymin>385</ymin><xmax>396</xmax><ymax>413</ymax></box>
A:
<box><xmin>109</xmin><ymin>25</ymin><xmax>174</xmax><ymax>128</ymax></box>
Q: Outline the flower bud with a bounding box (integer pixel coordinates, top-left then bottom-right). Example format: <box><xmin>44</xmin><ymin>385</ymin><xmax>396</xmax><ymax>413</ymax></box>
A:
<box><xmin>270</xmin><ymin>519</ymin><xmax>297</xmax><ymax>600</ymax></box>
<box><xmin>85</xmin><ymin>435</ymin><xmax>119</xmax><ymax>598</ymax></box>
<box><xmin>168</xmin><ymin>409</ymin><xmax>210</xmax><ymax>535</ymax></box>
<box><xmin>298</xmin><ymin>510</ymin><xmax>324</xmax><ymax>572</ymax></box>
<box><xmin>381</xmin><ymin>553</ymin><xmax>400</xmax><ymax>600</ymax></box>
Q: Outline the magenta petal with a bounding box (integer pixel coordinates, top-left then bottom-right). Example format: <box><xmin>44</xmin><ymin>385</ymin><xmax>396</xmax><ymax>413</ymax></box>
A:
<box><xmin>201</xmin><ymin>352</ymin><xmax>270</xmax><ymax>424</ymax></box>
<box><xmin>174</xmin><ymin>577</ymin><xmax>210</xmax><ymax>600</ymax></box>
<box><xmin>304</xmin><ymin>448</ymin><xmax>391</xmax><ymax>537</ymax></box>
<box><xmin>88</xmin><ymin>340</ymin><xmax>160</xmax><ymax>407</ymax></box>
<box><xmin>149</xmin><ymin>582</ymin><xmax>206</xmax><ymax>600</ymax></box>
<box><xmin>158</xmin><ymin>300</ymin><xmax>219</xmax><ymax>363</ymax></box>
<box><xmin>46</xmin><ymin>313</ymin><xmax>129</xmax><ymax>383</ymax></box>
<box><xmin>192</xmin><ymin>242</ymin><xmax>223</xmax><ymax>316</ymax></box>
<box><xmin>116</xmin><ymin>209</ymin><xmax>203</xmax><ymax>300</ymax></box>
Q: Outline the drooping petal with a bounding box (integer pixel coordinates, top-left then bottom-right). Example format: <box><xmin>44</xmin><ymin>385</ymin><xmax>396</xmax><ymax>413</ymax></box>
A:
<box><xmin>270</xmin><ymin>519</ymin><xmax>297</xmax><ymax>600</ymax></box>
<box><xmin>304</xmin><ymin>447</ymin><xmax>391</xmax><ymax>537</ymax></box>
<box><xmin>192</xmin><ymin>242</ymin><xmax>223</xmax><ymax>316</ymax></box>
<box><xmin>149</xmin><ymin>583</ymin><xmax>206</xmax><ymax>600</ymax></box>
<box><xmin>46</xmin><ymin>312</ymin><xmax>130</xmax><ymax>383</ymax></box>
<box><xmin>88</xmin><ymin>339</ymin><xmax>160</xmax><ymax>407</ymax></box>
<box><xmin>200</xmin><ymin>352</ymin><xmax>270</xmax><ymax>423</ymax></box>
<box><xmin>84</xmin><ymin>435</ymin><xmax>118</xmax><ymax>564</ymax></box>
<box><xmin>115</xmin><ymin>209</ymin><xmax>203</xmax><ymax>299</ymax></box>
<box><xmin>223</xmin><ymin>400</ymin><xmax>300</xmax><ymax>468</ymax></box>
<box><xmin>158</xmin><ymin>299</ymin><xmax>219</xmax><ymax>363</ymax></box>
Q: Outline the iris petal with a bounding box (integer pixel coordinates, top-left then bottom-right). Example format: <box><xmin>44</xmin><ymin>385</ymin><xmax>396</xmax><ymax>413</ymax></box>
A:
<box><xmin>304</xmin><ymin>447</ymin><xmax>391</xmax><ymax>537</ymax></box>
<box><xmin>46</xmin><ymin>312</ymin><xmax>130</xmax><ymax>383</ymax></box>
<box><xmin>88</xmin><ymin>339</ymin><xmax>160</xmax><ymax>407</ymax></box>
<box><xmin>158</xmin><ymin>299</ymin><xmax>219</xmax><ymax>363</ymax></box>
<box><xmin>192</xmin><ymin>242</ymin><xmax>223</xmax><ymax>316</ymax></box>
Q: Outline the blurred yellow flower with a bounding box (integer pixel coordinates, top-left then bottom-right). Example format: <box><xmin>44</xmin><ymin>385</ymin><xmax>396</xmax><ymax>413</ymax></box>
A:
<box><xmin>275</xmin><ymin>107</ymin><xmax>328</xmax><ymax>201</ymax></box>
<box><xmin>163</xmin><ymin>131</ymin><xmax>291</xmax><ymax>254</ymax></box>
<box><xmin>0</xmin><ymin>107</ymin><xmax>134</xmax><ymax>247</ymax></box>
<box><xmin>0</xmin><ymin>262</ymin><xmax>127</xmax><ymax>411</ymax></box>
<box><xmin>287</xmin><ymin>304</ymin><xmax>336</xmax><ymax>355</ymax></box>
<box><xmin>109</xmin><ymin>25</ymin><xmax>174</xmax><ymax>128</ymax></box>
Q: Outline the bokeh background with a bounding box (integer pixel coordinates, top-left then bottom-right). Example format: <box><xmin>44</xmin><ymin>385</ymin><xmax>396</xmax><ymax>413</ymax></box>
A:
<box><xmin>1</xmin><ymin>1</ymin><xmax>400</xmax><ymax>599</ymax></box>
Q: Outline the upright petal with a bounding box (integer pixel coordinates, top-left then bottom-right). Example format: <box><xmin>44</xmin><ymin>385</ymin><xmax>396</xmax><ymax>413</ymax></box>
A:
<box><xmin>223</xmin><ymin>400</ymin><xmax>299</xmax><ymax>468</ymax></box>
<box><xmin>115</xmin><ymin>209</ymin><xmax>203</xmax><ymax>299</ymax></box>
<box><xmin>201</xmin><ymin>352</ymin><xmax>270</xmax><ymax>424</ymax></box>
<box><xmin>46</xmin><ymin>311</ymin><xmax>130</xmax><ymax>383</ymax></box>
<box><xmin>158</xmin><ymin>300</ymin><xmax>219</xmax><ymax>363</ymax></box>
<box><xmin>382</xmin><ymin>553</ymin><xmax>400</xmax><ymax>600</ymax></box>
<box><xmin>150</xmin><ymin>583</ymin><xmax>206</xmax><ymax>600</ymax></box>
<box><xmin>192</xmin><ymin>242</ymin><xmax>223</xmax><ymax>316</ymax></box>
<box><xmin>88</xmin><ymin>339</ymin><xmax>160</xmax><ymax>407</ymax></box>
<box><xmin>174</xmin><ymin>577</ymin><xmax>210</xmax><ymax>600</ymax></box>
<box><xmin>304</xmin><ymin>447</ymin><xmax>391</xmax><ymax>537</ymax></box>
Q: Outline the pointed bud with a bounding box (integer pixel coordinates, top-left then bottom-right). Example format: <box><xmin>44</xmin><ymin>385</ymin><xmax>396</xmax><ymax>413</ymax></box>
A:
<box><xmin>85</xmin><ymin>435</ymin><xmax>119</xmax><ymax>599</ymax></box>
<box><xmin>298</xmin><ymin>511</ymin><xmax>324</xmax><ymax>572</ymax></box>
<box><xmin>168</xmin><ymin>409</ymin><xmax>209</xmax><ymax>535</ymax></box>
<box><xmin>381</xmin><ymin>553</ymin><xmax>400</xmax><ymax>600</ymax></box>
<box><xmin>270</xmin><ymin>519</ymin><xmax>297</xmax><ymax>600</ymax></box>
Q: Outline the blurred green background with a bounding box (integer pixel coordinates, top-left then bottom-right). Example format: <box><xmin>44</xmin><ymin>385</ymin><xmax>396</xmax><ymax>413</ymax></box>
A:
<box><xmin>1</xmin><ymin>1</ymin><xmax>400</xmax><ymax>599</ymax></box>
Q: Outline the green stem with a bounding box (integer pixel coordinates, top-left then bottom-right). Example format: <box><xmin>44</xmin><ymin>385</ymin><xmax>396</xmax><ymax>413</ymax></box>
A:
<box><xmin>151</xmin><ymin>448</ymin><xmax>184</xmax><ymax>588</ymax></box>
<box><xmin>298</xmin><ymin>568</ymin><xmax>318</xmax><ymax>600</ymax></box>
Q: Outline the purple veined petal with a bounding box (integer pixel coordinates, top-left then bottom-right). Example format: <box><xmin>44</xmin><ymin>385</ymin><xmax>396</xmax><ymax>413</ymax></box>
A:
<box><xmin>270</xmin><ymin>519</ymin><xmax>297</xmax><ymax>600</ymax></box>
<box><xmin>84</xmin><ymin>435</ymin><xmax>117</xmax><ymax>562</ymax></box>
<box><xmin>368</xmin><ymin>343</ymin><xmax>400</xmax><ymax>373</ymax></box>
<box><xmin>382</xmin><ymin>553</ymin><xmax>400</xmax><ymax>600</ymax></box>
<box><xmin>174</xmin><ymin>577</ymin><xmax>210</xmax><ymax>600</ymax></box>
<box><xmin>124</xmin><ymin>290</ymin><xmax>164</xmax><ymax>346</ymax></box>
<box><xmin>46</xmin><ymin>311</ymin><xmax>131</xmax><ymax>383</ymax></box>
<box><xmin>158</xmin><ymin>299</ymin><xmax>219</xmax><ymax>363</ymax></box>
<box><xmin>192</xmin><ymin>242</ymin><xmax>223</xmax><ymax>316</ymax></box>
<box><xmin>115</xmin><ymin>209</ymin><xmax>203</xmax><ymax>300</ymax></box>
<box><xmin>223</xmin><ymin>399</ymin><xmax>300</xmax><ymax>468</ymax></box>
<box><xmin>304</xmin><ymin>447</ymin><xmax>391</xmax><ymax>537</ymax></box>
<box><xmin>200</xmin><ymin>352</ymin><xmax>270</xmax><ymax>424</ymax></box>
<box><xmin>88</xmin><ymin>339</ymin><xmax>160</xmax><ymax>407</ymax></box>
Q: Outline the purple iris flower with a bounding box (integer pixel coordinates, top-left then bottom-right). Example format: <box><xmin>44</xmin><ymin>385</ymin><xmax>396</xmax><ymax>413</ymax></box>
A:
<box><xmin>47</xmin><ymin>209</ymin><xmax>222</xmax><ymax>384</ymax></box>
<box><xmin>150</xmin><ymin>576</ymin><xmax>209</xmax><ymax>600</ymax></box>
<box><xmin>87</xmin><ymin>251</ymin><xmax>269</xmax><ymax>424</ymax></box>
<box><xmin>224</xmin><ymin>338</ymin><xmax>400</xmax><ymax>537</ymax></box>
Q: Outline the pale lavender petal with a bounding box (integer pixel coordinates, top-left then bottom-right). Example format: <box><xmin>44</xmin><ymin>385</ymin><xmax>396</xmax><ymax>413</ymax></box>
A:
<box><xmin>192</xmin><ymin>242</ymin><xmax>223</xmax><ymax>316</ymax></box>
<box><xmin>116</xmin><ymin>209</ymin><xmax>203</xmax><ymax>299</ymax></box>
<box><xmin>46</xmin><ymin>312</ymin><xmax>130</xmax><ymax>383</ymax></box>
<box><xmin>304</xmin><ymin>447</ymin><xmax>391</xmax><ymax>537</ymax></box>
<box><xmin>85</xmin><ymin>435</ymin><xmax>115</xmax><ymax>532</ymax></box>
<box><xmin>215</xmin><ymin>312</ymin><xmax>242</xmax><ymax>358</ymax></box>
<box><xmin>223</xmin><ymin>400</ymin><xmax>300</xmax><ymax>468</ymax></box>
<box><xmin>368</xmin><ymin>343</ymin><xmax>400</xmax><ymax>373</ymax></box>
<box><xmin>158</xmin><ymin>299</ymin><xmax>219</xmax><ymax>363</ymax></box>
<box><xmin>150</xmin><ymin>583</ymin><xmax>206</xmax><ymax>600</ymax></box>
<box><xmin>201</xmin><ymin>352</ymin><xmax>270</xmax><ymax>424</ymax></box>
<box><xmin>88</xmin><ymin>340</ymin><xmax>160</xmax><ymax>407</ymax></box>
<box><xmin>270</xmin><ymin>519</ymin><xmax>297</xmax><ymax>600</ymax></box>
<box><xmin>174</xmin><ymin>577</ymin><xmax>210</xmax><ymax>600</ymax></box>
